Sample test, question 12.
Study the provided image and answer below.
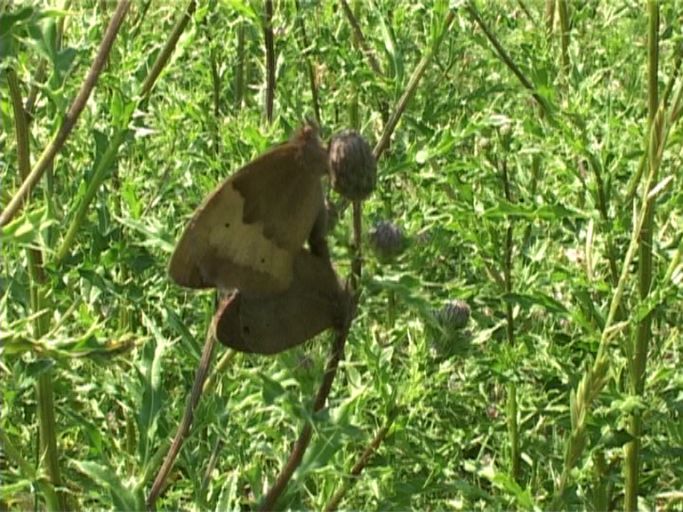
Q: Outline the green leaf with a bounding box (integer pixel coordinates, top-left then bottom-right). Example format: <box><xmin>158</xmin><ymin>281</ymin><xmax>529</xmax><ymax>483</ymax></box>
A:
<box><xmin>0</xmin><ymin>6</ymin><xmax>34</xmax><ymax>37</ymax></box>
<box><xmin>72</xmin><ymin>460</ymin><xmax>142</xmax><ymax>511</ymax></box>
<box><xmin>484</xmin><ymin>201</ymin><xmax>587</xmax><ymax>220</ymax></box>
<box><xmin>502</xmin><ymin>292</ymin><xmax>569</xmax><ymax>315</ymax></box>
<box><xmin>138</xmin><ymin>313</ymin><xmax>169</xmax><ymax>462</ymax></box>
<box><xmin>222</xmin><ymin>0</ymin><xmax>259</xmax><ymax>22</ymax></box>
<box><xmin>115</xmin><ymin>215</ymin><xmax>176</xmax><ymax>254</ymax></box>
<box><xmin>0</xmin><ymin>207</ymin><xmax>55</xmax><ymax>246</ymax></box>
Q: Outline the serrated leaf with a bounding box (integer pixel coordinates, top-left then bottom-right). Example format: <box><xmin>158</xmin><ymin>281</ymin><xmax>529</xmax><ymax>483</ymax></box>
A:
<box><xmin>484</xmin><ymin>201</ymin><xmax>586</xmax><ymax>220</ymax></box>
<box><xmin>502</xmin><ymin>292</ymin><xmax>568</xmax><ymax>315</ymax></box>
<box><xmin>72</xmin><ymin>460</ymin><xmax>141</xmax><ymax>511</ymax></box>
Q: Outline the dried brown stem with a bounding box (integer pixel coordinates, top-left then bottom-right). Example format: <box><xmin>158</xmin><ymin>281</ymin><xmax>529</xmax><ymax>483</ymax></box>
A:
<box><xmin>264</xmin><ymin>0</ymin><xmax>275</xmax><ymax>122</ymax></box>
<box><xmin>323</xmin><ymin>422</ymin><xmax>392</xmax><ymax>511</ymax></box>
<box><xmin>258</xmin><ymin>322</ymin><xmax>351</xmax><ymax>511</ymax></box>
<box><xmin>295</xmin><ymin>0</ymin><xmax>321</xmax><ymax>125</ymax></box>
<box><xmin>374</xmin><ymin>10</ymin><xmax>455</xmax><ymax>160</ymax></box>
<box><xmin>146</xmin><ymin>319</ymin><xmax>219</xmax><ymax>509</ymax></box>
<box><xmin>351</xmin><ymin>201</ymin><xmax>362</xmax><ymax>286</ymax></box>
<box><xmin>55</xmin><ymin>0</ymin><xmax>197</xmax><ymax>264</ymax></box>
<box><xmin>0</xmin><ymin>0</ymin><xmax>130</xmax><ymax>227</ymax></box>
<box><xmin>140</xmin><ymin>0</ymin><xmax>197</xmax><ymax>98</ymax></box>
<box><xmin>466</xmin><ymin>1</ymin><xmax>549</xmax><ymax>115</ymax></box>
<box><xmin>339</xmin><ymin>0</ymin><xmax>383</xmax><ymax>77</ymax></box>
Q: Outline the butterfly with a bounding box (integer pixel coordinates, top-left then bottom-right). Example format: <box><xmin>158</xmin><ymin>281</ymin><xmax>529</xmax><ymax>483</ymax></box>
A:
<box><xmin>213</xmin><ymin>249</ymin><xmax>350</xmax><ymax>354</ymax></box>
<box><xmin>169</xmin><ymin>124</ymin><xmax>329</xmax><ymax>297</ymax></box>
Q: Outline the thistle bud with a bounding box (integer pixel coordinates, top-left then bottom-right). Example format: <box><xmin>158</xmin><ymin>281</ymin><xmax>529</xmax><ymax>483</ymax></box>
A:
<box><xmin>437</xmin><ymin>300</ymin><xmax>471</xmax><ymax>330</ymax></box>
<box><xmin>369</xmin><ymin>221</ymin><xmax>405</xmax><ymax>260</ymax></box>
<box><xmin>328</xmin><ymin>130</ymin><xmax>376</xmax><ymax>200</ymax></box>
<box><xmin>429</xmin><ymin>299</ymin><xmax>473</xmax><ymax>358</ymax></box>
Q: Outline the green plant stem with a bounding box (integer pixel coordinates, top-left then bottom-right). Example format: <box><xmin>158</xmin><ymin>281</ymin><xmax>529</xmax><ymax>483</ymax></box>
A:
<box><xmin>210</xmin><ymin>39</ymin><xmax>221</xmax><ymax>120</ymax></box>
<box><xmin>515</xmin><ymin>0</ymin><xmax>535</xmax><ymax>24</ymax></box>
<box><xmin>663</xmin><ymin>236</ymin><xmax>682</xmax><ymax>283</ymax></box>
<box><xmin>625</xmin><ymin>3</ymin><xmax>659</xmax><ymax>510</ymax></box>
<box><xmin>203</xmin><ymin>349</ymin><xmax>237</xmax><ymax>394</ymax></box>
<box><xmin>624</xmin><ymin>17</ymin><xmax>681</xmax><ymax>205</ymax></box>
<box><xmin>235</xmin><ymin>22</ymin><xmax>245</xmax><ymax>108</ymax></box>
<box><xmin>500</xmin><ymin>151</ymin><xmax>520</xmax><ymax>481</ymax></box>
<box><xmin>55</xmin><ymin>0</ymin><xmax>197</xmax><ymax>263</ymax></box>
<box><xmin>130</xmin><ymin>0</ymin><xmax>152</xmax><ymax>38</ymax></box>
<box><xmin>140</xmin><ymin>1</ymin><xmax>197</xmax><ymax>98</ymax></box>
<box><xmin>0</xmin><ymin>0</ymin><xmax>131</xmax><ymax>228</ymax></box>
<box><xmin>7</xmin><ymin>66</ymin><xmax>66</xmax><ymax>511</ymax></box>
<box><xmin>591</xmin><ymin>451</ymin><xmax>611</xmax><ymax>511</ymax></box>
<box><xmin>544</xmin><ymin>0</ymin><xmax>555</xmax><ymax>39</ymax></box>
<box><xmin>553</xmin><ymin>106</ymin><xmax>669</xmax><ymax>506</ymax></box>
<box><xmin>36</xmin><ymin>375</ymin><xmax>64</xmax><ymax>511</ymax></box>
<box><xmin>352</xmin><ymin>201</ymin><xmax>362</xmax><ymax>287</ymax></box>
<box><xmin>374</xmin><ymin>10</ymin><xmax>455</xmax><ymax>160</ymax></box>
<box><xmin>202</xmin><ymin>3</ymin><xmax>222</xmax><ymax>155</ymax></box>
<box><xmin>506</xmin><ymin>381</ymin><xmax>520</xmax><ymax>481</ymax></box>
<box><xmin>55</xmin><ymin>129</ymin><xmax>127</xmax><ymax>263</ymax></box>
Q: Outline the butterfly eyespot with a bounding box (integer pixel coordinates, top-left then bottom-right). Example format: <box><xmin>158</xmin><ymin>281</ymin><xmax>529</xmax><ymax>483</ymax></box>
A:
<box><xmin>224</xmin><ymin>222</ymin><xmax>230</xmax><ymax>228</ymax></box>
<box><xmin>260</xmin><ymin>258</ymin><xmax>265</xmax><ymax>264</ymax></box>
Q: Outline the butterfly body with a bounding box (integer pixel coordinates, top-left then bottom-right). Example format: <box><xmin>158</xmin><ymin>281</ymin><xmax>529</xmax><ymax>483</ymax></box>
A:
<box><xmin>169</xmin><ymin>125</ymin><xmax>328</xmax><ymax>296</ymax></box>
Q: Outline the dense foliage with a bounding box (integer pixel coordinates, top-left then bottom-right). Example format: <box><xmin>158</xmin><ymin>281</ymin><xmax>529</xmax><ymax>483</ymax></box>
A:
<box><xmin>1</xmin><ymin>1</ymin><xmax>681</xmax><ymax>510</ymax></box>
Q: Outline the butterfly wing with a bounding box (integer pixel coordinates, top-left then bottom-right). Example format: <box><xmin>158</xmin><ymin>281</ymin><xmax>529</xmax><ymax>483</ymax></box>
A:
<box><xmin>169</xmin><ymin>127</ymin><xmax>328</xmax><ymax>296</ymax></box>
<box><xmin>233</xmin><ymin>126</ymin><xmax>328</xmax><ymax>251</ymax></box>
<box><xmin>214</xmin><ymin>250</ymin><xmax>349</xmax><ymax>354</ymax></box>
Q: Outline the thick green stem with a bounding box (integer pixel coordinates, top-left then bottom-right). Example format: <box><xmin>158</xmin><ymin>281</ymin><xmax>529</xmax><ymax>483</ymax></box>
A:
<box><xmin>501</xmin><ymin>152</ymin><xmax>520</xmax><ymax>481</ymax></box>
<box><xmin>323</xmin><ymin>421</ymin><xmax>393</xmax><ymax>511</ymax></box>
<box><xmin>7</xmin><ymin>68</ymin><xmax>65</xmax><ymax>511</ymax></box>
<box><xmin>467</xmin><ymin>1</ymin><xmax>550</xmax><ymax>115</ymax></box>
<box><xmin>506</xmin><ymin>381</ymin><xmax>520</xmax><ymax>481</ymax></box>
<box><xmin>55</xmin><ymin>129</ymin><xmax>127</xmax><ymax>263</ymax></box>
<box><xmin>374</xmin><ymin>10</ymin><xmax>455</xmax><ymax>159</ymax></box>
<box><xmin>340</xmin><ymin>0</ymin><xmax>383</xmax><ymax>77</ymax></box>
<box><xmin>140</xmin><ymin>1</ymin><xmax>197</xmax><ymax>98</ymax></box>
<box><xmin>553</xmin><ymin>105</ymin><xmax>668</xmax><ymax>507</ymax></box>
<box><xmin>624</xmin><ymin>3</ymin><xmax>659</xmax><ymax>511</ymax></box>
<box><xmin>235</xmin><ymin>22</ymin><xmax>245</xmax><ymax>108</ymax></box>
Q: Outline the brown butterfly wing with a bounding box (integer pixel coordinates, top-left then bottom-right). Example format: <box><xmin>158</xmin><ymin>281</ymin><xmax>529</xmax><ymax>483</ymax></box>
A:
<box><xmin>169</xmin><ymin>127</ymin><xmax>328</xmax><ymax>296</ymax></box>
<box><xmin>233</xmin><ymin>126</ymin><xmax>328</xmax><ymax>251</ymax></box>
<box><xmin>214</xmin><ymin>250</ymin><xmax>349</xmax><ymax>354</ymax></box>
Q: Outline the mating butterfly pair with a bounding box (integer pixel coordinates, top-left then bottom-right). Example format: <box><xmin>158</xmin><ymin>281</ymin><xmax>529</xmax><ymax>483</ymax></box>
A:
<box><xmin>169</xmin><ymin>125</ymin><xmax>350</xmax><ymax>354</ymax></box>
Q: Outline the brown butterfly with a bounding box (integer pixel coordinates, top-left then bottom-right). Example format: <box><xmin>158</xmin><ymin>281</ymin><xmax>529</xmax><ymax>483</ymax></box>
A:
<box><xmin>213</xmin><ymin>250</ymin><xmax>350</xmax><ymax>354</ymax></box>
<box><xmin>169</xmin><ymin>124</ymin><xmax>329</xmax><ymax>297</ymax></box>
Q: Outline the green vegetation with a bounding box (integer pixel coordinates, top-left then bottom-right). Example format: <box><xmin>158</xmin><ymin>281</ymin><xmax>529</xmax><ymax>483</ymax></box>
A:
<box><xmin>1</xmin><ymin>1</ymin><xmax>681</xmax><ymax>510</ymax></box>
